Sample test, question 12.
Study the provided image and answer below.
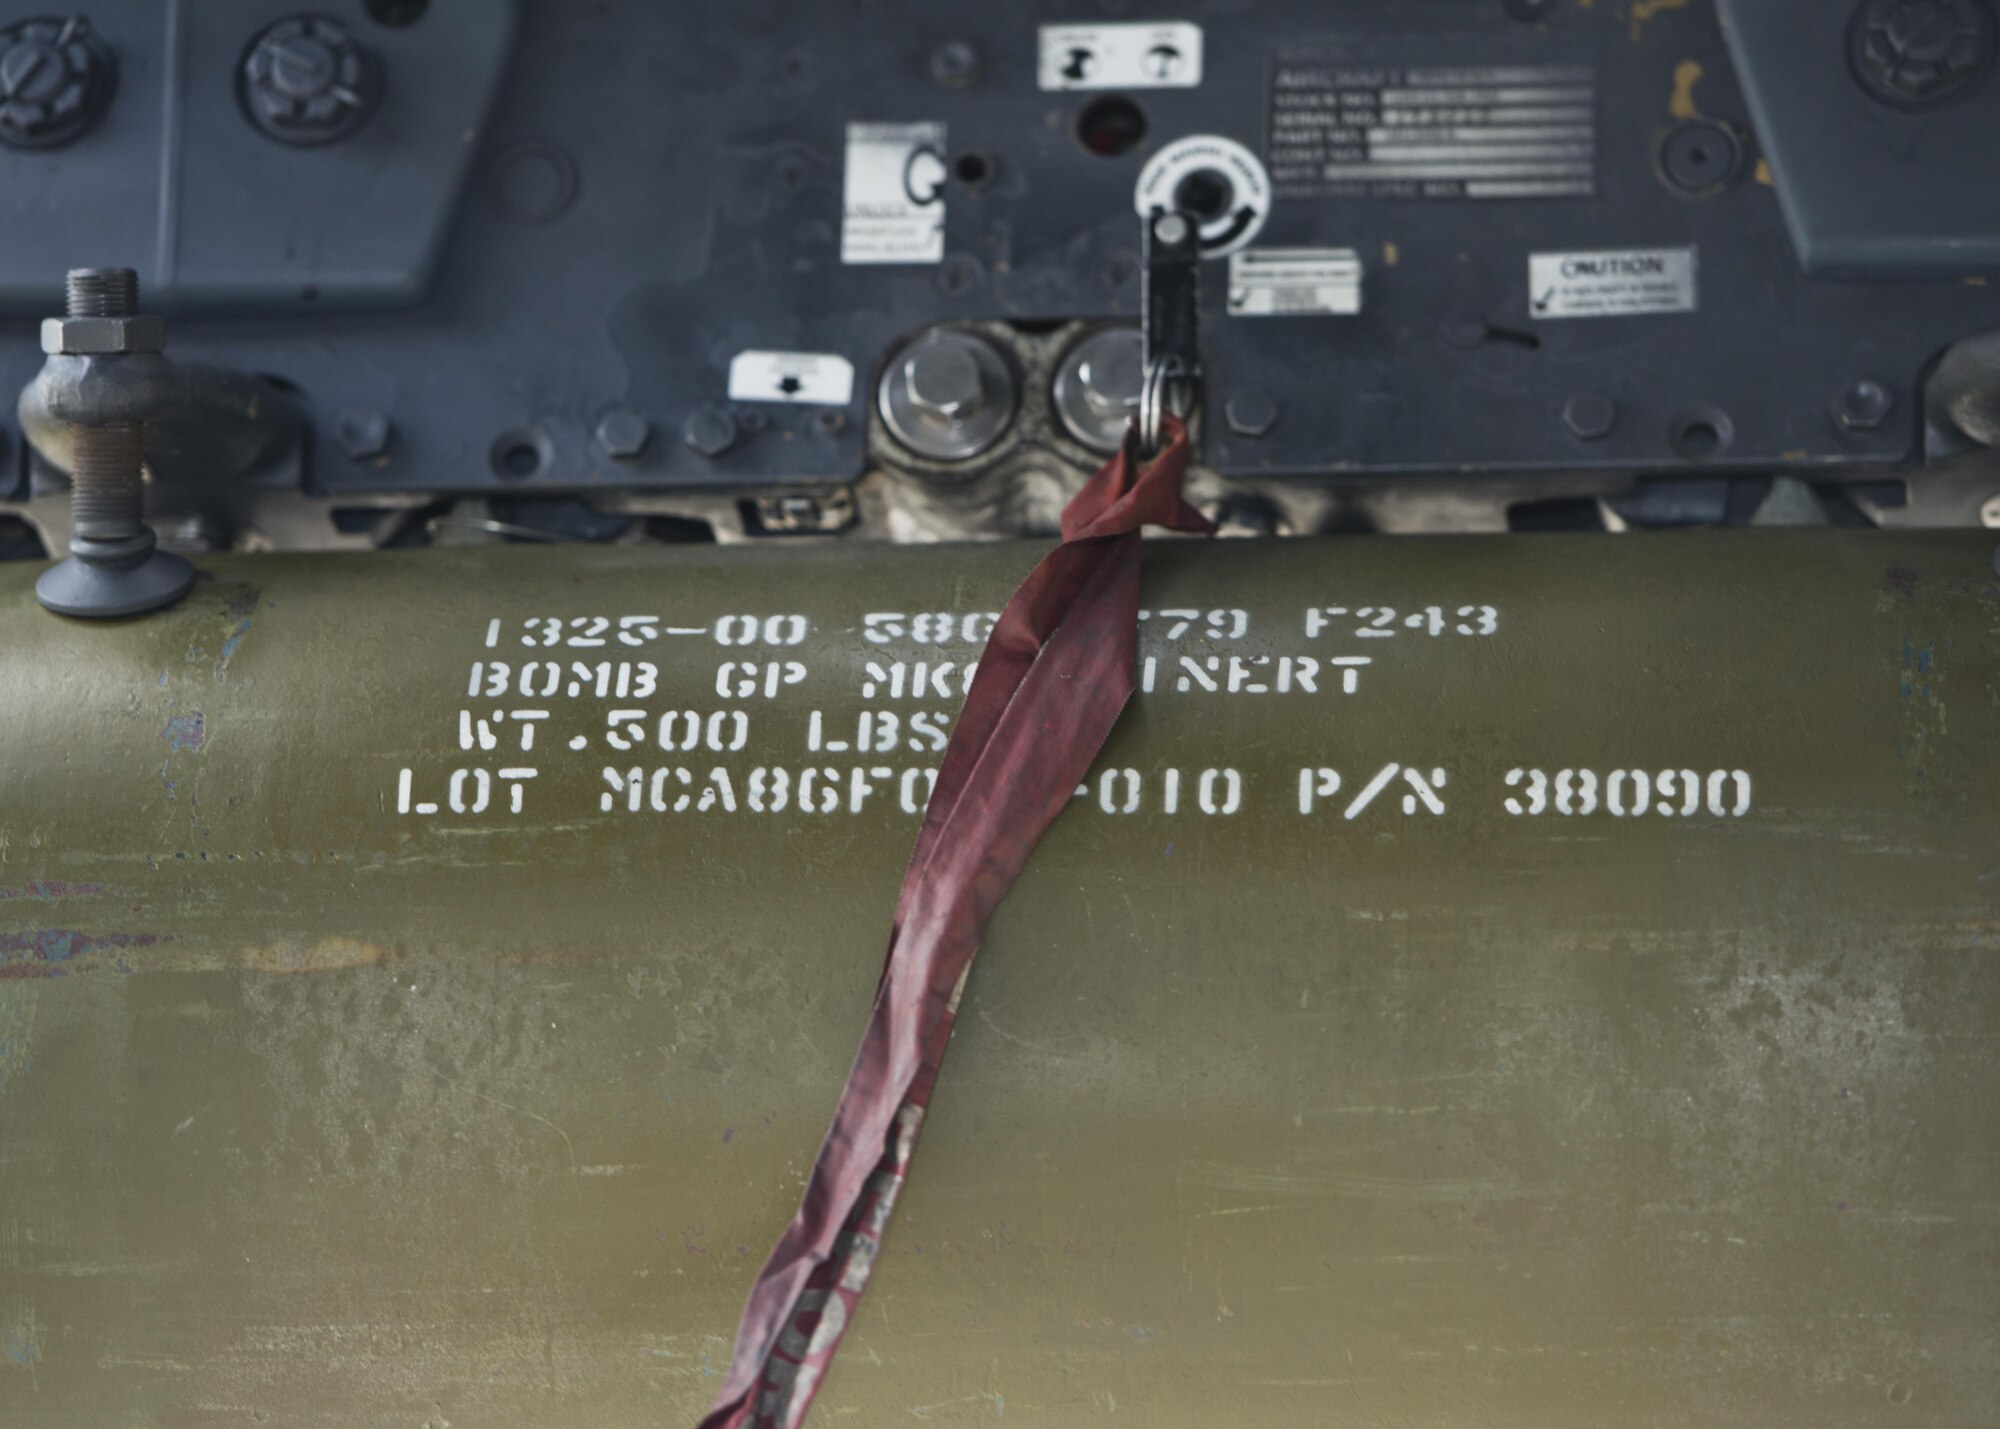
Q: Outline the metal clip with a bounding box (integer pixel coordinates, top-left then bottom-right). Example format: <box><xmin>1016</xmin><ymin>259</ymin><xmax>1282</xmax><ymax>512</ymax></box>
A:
<box><xmin>1138</xmin><ymin>355</ymin><xmax>1192</xmax><ymax>456</ymax></box>
<box><xmin>1137</xmin><ymin>209</ymin><xmax>1203</xmax><ymax>457</ymax></box>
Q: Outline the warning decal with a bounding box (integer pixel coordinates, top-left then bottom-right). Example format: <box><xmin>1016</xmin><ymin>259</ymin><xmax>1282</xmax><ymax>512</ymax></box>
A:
<box><xmin>1528</xmin><ymin>248</ymin><xmax>1698</xmax><ymax>320</ymax></box>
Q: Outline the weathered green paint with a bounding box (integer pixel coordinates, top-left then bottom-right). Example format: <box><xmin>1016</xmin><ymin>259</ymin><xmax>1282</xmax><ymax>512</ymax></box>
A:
<box><xmin>0</xmin><ymin>532</ymin><xmax>1995</xmax><ymax>1426</ymax></box>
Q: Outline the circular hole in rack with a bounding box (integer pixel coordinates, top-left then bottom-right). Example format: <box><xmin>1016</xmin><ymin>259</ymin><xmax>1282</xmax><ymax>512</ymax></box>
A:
<box><xmin>953</xmin><ymin>151</ymin><xmax>992</xmax><ymax>187</ymax></box>
<box><xmin>1670</xmin><ymin>407</ymin><xmax>1734</xmax><ymax>460</ymax></box>
<box><xmin>490</xmin><ymin>429</ymin><xmax>553</xmax><ymax>481</ymax></box>
<box><xmin>1075</xmin><ymin>95</ymin><xmax>1147</xmax><ymax>157</ymax></box>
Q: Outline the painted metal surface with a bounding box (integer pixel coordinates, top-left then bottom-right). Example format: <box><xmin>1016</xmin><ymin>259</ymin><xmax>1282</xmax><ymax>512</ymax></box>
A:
<box><xmin>0</xmin><ymin>532</ymin><xmax>1995</xmax><ymax>1426</ymax></box>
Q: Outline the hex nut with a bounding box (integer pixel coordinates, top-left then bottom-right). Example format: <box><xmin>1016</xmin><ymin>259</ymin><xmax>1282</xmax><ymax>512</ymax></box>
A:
<box><xmin>1837</xmin><ymin>379</ymin><xmax>1893</xmax><ymax>430</ymax></box>
<box><xmin>1225</xmin><ymin>391</ymin><xmax>1280</xmax><ymax>438</ymax></box>
<box><xmin>42</xmin><ymin>314</ymin><xmax>165</xmax><ymax>355</ymax></box>
<box><xmin>335</xmin><ymin>409</ymin><xmax>394</xmax><ymax>461</ymax></box>
<box><xmin>595</xmin><ymin>410</ymin><xmax>651</xmax><ymax>460</ymax></box>
<box><xmin>684</xmin><ymin>405</ymin><xmax>739</xmax><ymax>459</ymax></box>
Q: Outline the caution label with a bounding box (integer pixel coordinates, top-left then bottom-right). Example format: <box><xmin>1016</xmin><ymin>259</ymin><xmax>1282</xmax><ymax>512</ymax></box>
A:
<box><xmin>1527</xmin><ymin>247</ymin><xmax>1698</xmax><ymax>320</ymax></box>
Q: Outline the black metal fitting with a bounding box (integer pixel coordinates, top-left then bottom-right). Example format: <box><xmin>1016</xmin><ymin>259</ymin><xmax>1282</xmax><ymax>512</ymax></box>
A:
<box><xmin>239</xmin><ymin>15</ymin><xmax>381</xmax><ymax>146</ymax></box>
<box><xmin>0</xmin><ymin>15</ymin><xmax>116</xmax><ymax>150</ymax></box>
<box><xmin>1848</xmin><ymin>0</ymin><xmax>1997</xmax><ymax>108</ymax></box>
<box><xmin>32</xmin><ymin>269</ymin><xmax>195</xmax><ymax>619</ymax></box>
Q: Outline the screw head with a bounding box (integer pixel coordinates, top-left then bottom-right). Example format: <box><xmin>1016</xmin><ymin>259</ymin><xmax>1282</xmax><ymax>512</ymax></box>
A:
<box><xmin>1979</xmin><ymin>493</ymin><xmax>2000</xmax><ymax>528</ymax></box>
<box><xmin>683</xmin><ymin>405</ymin><xmax>739</xmax><ymax>459</ymax></box>
<box><xmin>595</xmin><ymin>410</ymin><xmax>651</xmax><ymax>460</ymax></box>
<box><xmin>0</xmin><ymin>16</ymin><xmax>116</xmax><ymax>150</ymax></box>
<box><xmin>1849</xmin><ymin>0</ymin><xmax>1997</xmax><ymax>107</ymax></box>
<box><xmin>1152</xmin><ymin>213</ymin><xmax>1191</xmax><ymax>247</ymax></box>
<box><xmin>929</xmin><ymin>41</ymin><xmax>981</xmax><ymax>88</ymax></box>
<box><xmin>1225</xmin><ymin>390</ymin><xmax>1280</xmax><ymax>438</ymax></box>
<box><xmin>1563</xmin><ymin>392</ymin><xmax>1618</xmax><ymax>440</ymax></box>
<box><xmin>336</xmin><ymin>409</ymin><xmax>394</xmax><ymax>461</ymax></box>
<box><xmin>240</xmin><ymin>16</ymin><xmax>381</xmax><ymax>146</ymax></box>
<box><xmin>1836</xmin><ymin>379</ymin><xmax>1894</xmax><ymax>430</ymax></box>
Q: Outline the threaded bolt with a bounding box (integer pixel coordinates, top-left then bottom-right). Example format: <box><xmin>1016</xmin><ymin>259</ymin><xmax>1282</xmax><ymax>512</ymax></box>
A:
<box><xmin>63</xmin><ymin>269</ymin><xmax>146</xmax><ymax>542</ymax></box>
<box><xmin>34</xmin><ymin>266</ymin><xmax>195</xmax><ymax>618</ymax></box>
<box><xmin>68</xmin><ymin>422</ymin><xmax>145</xmax><ymax>540</ymax></box>
<box><xmin>66</xmin><ymin>266</ymin><xmax>138</xmax><ymax>317</ymax></box>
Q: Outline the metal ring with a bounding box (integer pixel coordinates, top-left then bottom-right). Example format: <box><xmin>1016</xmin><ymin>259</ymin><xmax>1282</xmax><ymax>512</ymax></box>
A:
<box><xmin>1138</xmin><ymin>356</ymin><xmax>1190</xmax><ymax>455</ymax></box>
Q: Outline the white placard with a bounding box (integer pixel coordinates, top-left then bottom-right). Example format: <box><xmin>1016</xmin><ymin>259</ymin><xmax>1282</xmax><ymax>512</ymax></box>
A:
<box><xmin>1528</xmin><ymin>248</ymin><xmax>1698</xmax><ymax>319</ymax></box>
<box><xmin>841</xmin><ymin>122</ymin><xmax>947</xmax><ymax>265</ymax></box>
<box><xmin>726</xmin><ymin>350</ymin><xmax>856</xmax><ymax>405</ymax></box>
<box><xmin>1228</xmin><ymin>248</ymin><xmax>1364</xmax><ymax>317</ymax></box>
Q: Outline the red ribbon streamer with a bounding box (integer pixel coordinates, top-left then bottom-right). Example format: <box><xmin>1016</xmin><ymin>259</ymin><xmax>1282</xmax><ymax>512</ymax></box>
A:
<box><xmin>699</xmin><ymin>418</ymin><xmax>1211</xmax><ymax>1428</ymax></box>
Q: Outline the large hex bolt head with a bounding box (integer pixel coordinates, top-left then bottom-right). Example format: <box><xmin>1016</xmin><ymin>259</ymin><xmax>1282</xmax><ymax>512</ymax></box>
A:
<box><xmin>878</xmin><ymin>329</ymin><xmax>1017</xmax><ymax>463</ymax></box>
<box><xmin>1849</xmin><ymin>0</ymin><xmax>1997</xmax><ymax>107</ymax></box>
<box><xmin>903</xmin><ymin>342</ymin><xmax>984</xmax><ymax>422</ymax></box>
<box><xmin>239</xmin><ymin>15</ymin><xmax>381</xmax><ymax>146</ymax></box>
<box><xmin>0</xmin><ymin>15</ymin><xmax>116</xmax><ymax>150</ymax></box>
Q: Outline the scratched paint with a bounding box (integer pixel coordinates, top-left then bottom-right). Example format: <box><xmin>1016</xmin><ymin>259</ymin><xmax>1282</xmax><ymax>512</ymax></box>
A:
<box><xmin>163</xmin><ymin>711</ymin><xmax>206</xmax><ymax>751</ymax></box>
<box><xmin>216</xmin><ymin>587</ymin><xmax>260</xmax><ymax>680</ymax></box>
<box><xmin>1668</xmin><ymin>58</ymin><xmax>1704</xmax><ymax>118</ymax></box>
<box><xmin>0</xmin><ymin>537</ymin><xmax>1992</xmax><ymax>1426</ymax></box>
<box><xmin>0</xmin><ymin>930</ymin><xmax>167</xmax><ymax>977</ymax></box>
<box><xmin>0</xmin><ymin>882</ymin><xmax>110</xmax><ymax>901</ymax></box>
<box><xmin>1</xmin><ymin>1306</ymin><xmax>43</xmax><ymax>1380</ymax></box>
<box><xmin>0</xmin><ymin>984</ymin><xmax>36</xmax><ymax>1097</ymax></box>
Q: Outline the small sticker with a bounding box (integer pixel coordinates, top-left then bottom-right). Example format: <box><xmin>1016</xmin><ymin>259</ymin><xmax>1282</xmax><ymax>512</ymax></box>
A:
<box><xmin>841</xmin><ymin>122</ymin><xmax>947</xmax><ymax>265</ymax></box>
<box><xmin>1134</xmin><ymin>134</ymin><xmax>1272</xmax><ymax>258</ymax></box>
<box><xmin>1039</xmin><ymin>22</ymin><xmax>1204</xmax><ymax>90</ymax></box>
<box><xmin>1528</xmin><ymin>248</ymin><xmax>1698</xmax><ymax>319</ymax></box>
<box><xmin>727</xmin><ymin>351</ymin><xmax>856</xmax><ymax>406</ymax></box>
<box><xmin>1228</xmin><ymin>248</ymin><xmax>1363</xmax><ymax>317</ymax></box>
